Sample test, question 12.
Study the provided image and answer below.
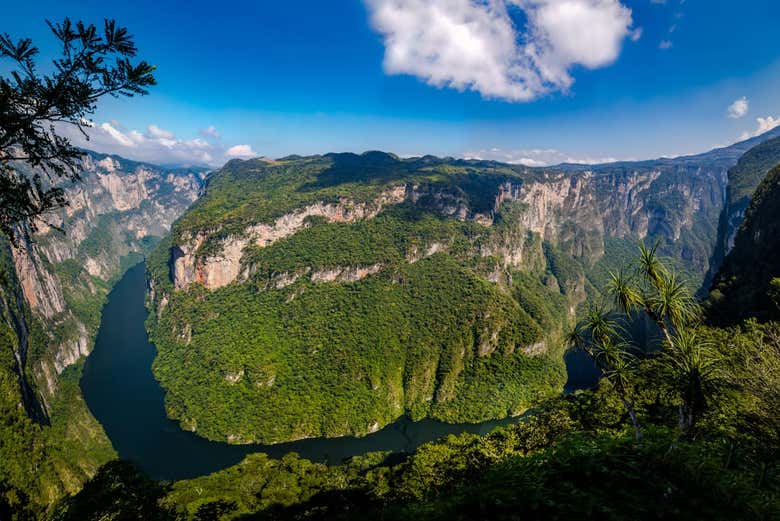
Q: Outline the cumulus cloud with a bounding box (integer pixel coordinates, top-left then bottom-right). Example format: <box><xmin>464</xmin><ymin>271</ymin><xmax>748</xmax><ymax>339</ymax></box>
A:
<box><xmin>59</xmin><ymin>120</ymin><xmax>257</xmax><ymax>166</ymax></box>
<box><xmin>99</xmin><ymin>122</ymin><xmax>137</xmax><ymax>147</ymax></box>
<box><xmin>740</xmin><ymin>116</ymin><xmax>780</xmax><ymax>141</ymax></box>
<box><xmin>147</xmin><ymin>124</ymin><xmax>175</xmax><ymax>140</ymax></box>
<box><xmin>463</xmin><ymin>147</ymin><xmax>621</xmax><ymax>166</ymax></box>
<box><xmin>364</xmin><ymin>0</ymin><xmax>635</xmax><ymax>102</ymax></box>
<box><xmin>727</xmin><ymin>97</ymin><xmax>749</xmax><ymax>119</ymax></box>
<box><xmin>199</xmin><ymin>125</ymin><xmax>221</xmax><ymax>139</ymax></box>
<box><xmin>225</xmin><ymin>144</ymin><xmax>257</xmax><ymax>158</ymax></box>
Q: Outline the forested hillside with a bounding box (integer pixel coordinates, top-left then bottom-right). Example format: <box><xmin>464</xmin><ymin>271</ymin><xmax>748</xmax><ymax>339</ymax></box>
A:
<box><xmin>148</xmin><ymin>142</ymin><xmax>744</xmax><ymax>444</ymax></box>
<box><xmin>148</xmin><ymin>155</ymin><xmax>578</xmax><ymax>443</ymax></box>
<box><xmin>708</xmin><ymin>136</ymin><xmax>780</xmax><ymax>283</ymax></box>
<box><xmin>54</xmin><ymin>244</ymin><xmax>780</xmax><ymax>520</ymax></box>
<box><xmin>6</xmin><ymin>133</ymin><xmax>780</xmax><ymax>518</ymax></box>
<box><xmin>0</xmin><ymin>153</ymin><xmax>203</xmax><ymax>515</ymax></box>
<box><xmin>708</xmin><ymin>163</ymin><xmax>780</xmax><ymax>324</ymax></box>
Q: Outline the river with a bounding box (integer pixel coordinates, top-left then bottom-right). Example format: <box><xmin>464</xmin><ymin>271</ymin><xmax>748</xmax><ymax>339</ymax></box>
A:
<box><xmin>81</xmin><ymin>262</ymin><xmax>598</xmax><ymax>480</ymax></box>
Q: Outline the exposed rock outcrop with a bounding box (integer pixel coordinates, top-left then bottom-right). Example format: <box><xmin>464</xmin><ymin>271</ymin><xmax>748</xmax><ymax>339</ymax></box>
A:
<box><xmin>173</xmin><ymin>188</ymin><xmax>408</xmax><ymax>289</ymax></box>
<box><xmin>168</xmin><ymin>155</ymin><xmax>728</xmax><ymax>294</ymax></box>
<box><xmin>2</xmin><ymin>151</ymin><xmax>203</xmax><ymax>408</ymax></box>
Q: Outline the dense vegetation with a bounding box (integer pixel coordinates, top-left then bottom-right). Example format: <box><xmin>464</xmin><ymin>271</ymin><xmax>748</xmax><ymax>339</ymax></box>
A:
<box><xmin>148</xmin><ymin>149</ymin><xmax>737</xmax><ymax>444</ymax></box>
<box><xmin>708</xmin><ymin>136</ymin><xmax>780</xmax><ymax>284</ymax></box>
<box><xmin>51</xmin><ymin>238</ymin><xmax>780</xmax><ymax>519</ymax></box>
<box><xmin>723</xmin><ymin>136</ymin><xmax>780</xmax><ymax>211</ymax></box>
<box><xmin>0</xmin><ymin>150</ymin><xmax>201</xmax><ymax>515</ymax></box>
<box><xmin>708</xmin><ymin>164</ymin><xmax>780</xmax><ymax>325</ymax></box>
<box><xmin>52</xmin><ymin>317</ymin><xmax>780</xmax><ymax>520</ymax></box>
<box><xmin>150</xmin><ymin>202</ymin><xmax>573</xmax><ymax>443</ymax></box>
<box><xmin>171</xmin><ymin>153</ymin><xmax>525</xmax><ymax>257</ymax></box>
<box><xmin>0</xmin><ymin>237</ymin><xmax>115</xmax><ymax>517</ymax></box>
<box><xmin>8</xmin><ymin>135</ymin><xmax>780</xmax><ymax>519</ymax></box>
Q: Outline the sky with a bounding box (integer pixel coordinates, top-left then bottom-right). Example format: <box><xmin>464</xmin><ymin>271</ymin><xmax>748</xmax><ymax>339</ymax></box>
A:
<box><xmin>4</xmin><ymin>0</ymin><xmax>780</xmax><ymax>167</ymax></box>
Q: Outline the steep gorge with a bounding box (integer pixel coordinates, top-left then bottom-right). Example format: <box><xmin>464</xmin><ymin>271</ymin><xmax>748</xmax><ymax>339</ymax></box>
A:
<box><xmin>708</xmin><ymin>163</ymin><xmax>780</xmax><ymax>324</ymax></box>
<box><xmin>148</xmin><ymin>134</ymin><xmax>772</xmax><ymax>444</ymax></box>
<box><xmin>0</xmin><ymin>152</ymin><xmax>203</xmax><ymax>505</ymax></box>
<box><xmin>4</xmin><ymin>127</ymin><xmax>780</xmax><ymax>507</ymax></box>
<box><xmin>707</xmin><ymin>135</ymin><xmax>780</xmax><ymax>285</ymax></box>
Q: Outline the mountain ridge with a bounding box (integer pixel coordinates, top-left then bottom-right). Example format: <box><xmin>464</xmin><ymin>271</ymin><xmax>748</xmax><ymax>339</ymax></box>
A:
<box><xmin>144</xmin><ymin>128</ymin><xmax>780</xmax><ymax>444</ymax></box>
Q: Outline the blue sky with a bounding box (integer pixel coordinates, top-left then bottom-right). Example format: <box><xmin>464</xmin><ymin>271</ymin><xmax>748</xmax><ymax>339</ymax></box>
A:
<box><xmin>4</xmin><ymin>0</ymin><xmax>780</xmax><ymax>166</ymax></box>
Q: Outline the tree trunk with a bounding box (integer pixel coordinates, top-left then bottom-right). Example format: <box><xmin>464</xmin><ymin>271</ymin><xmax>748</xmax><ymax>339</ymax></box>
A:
<box><xmin>723</xmin><ymin>439</ymin><xmax>735</xmax><ymax>470</ymax></box>
<box><xmin>621</xmin><ymin>396</ymin><xmax>642</xmax><ymax>441</ymax></box>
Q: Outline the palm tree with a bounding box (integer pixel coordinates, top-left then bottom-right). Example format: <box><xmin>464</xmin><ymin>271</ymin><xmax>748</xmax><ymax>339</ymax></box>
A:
<box><xmin>568</xmin><ymin>306</ymin><xmax>643</xmax><ymax>440</ymax></box>
<box><xmin>637</xmin><ymin>242</ymin><xmax>667</xmax><ymax>291</ymax></box>
<box><xmin>607</xmin><ymin>269</ymin><xmax>642</xmax><ymax>316</ymax></box>
<box><xmin>650</xmin><ymin>272</ymin><xmax>699</xmax><ymax>330</ymax></box>
<box><xmin>594</xmin><ymin>243</ymin><xmax>718</xmax><ymax>436</ymax></box>
<box><xmin>610</xmin><ymin>243</ymin><xmax>700</xmax><ymax>342</ymax></box>
<box><xmin>660</xmin><ymin>328</ymin><xmax>720</xmax><ymax>433</ymax></box>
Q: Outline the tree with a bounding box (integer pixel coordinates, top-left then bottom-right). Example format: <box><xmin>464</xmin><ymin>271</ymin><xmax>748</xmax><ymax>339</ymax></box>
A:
<box><xmin>570</xmin><ymin>244</ymin><xmax>724</xmax><ymax>438</ymax></box>
<box><xmin>568</xmin><ymin>306</ymin><xmax>643</xmax><ymax>440</ymax></box>
<box><xmin>50</xmin><ymin>461</ymin><xmax>172</xmax><ymax>521</ymax></box>
<box><xmin>659</xmin><ymin>328</ymin><xmax>720</xmax><ymax>433</ymax></box>
<box><xmin>609</xmin><ymin>243</ymin><xmax>697</xmax><ymax>344</ymax></box>
<box><xmin>0</xmin><ymin>18</ymin><xmax>156</xmax><ymax>239</ymax></box>
<box><xmin>770</xmin><ymin>278</ymin><xmax>780</xmax><ymax>310</ymax></box>
<box><xmin>605</xmin><ymin>243</ymin><xmax>719</xmax><ymax>435</ymax></box>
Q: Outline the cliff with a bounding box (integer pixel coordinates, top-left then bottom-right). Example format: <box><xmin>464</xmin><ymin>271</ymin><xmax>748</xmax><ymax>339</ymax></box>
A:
<box><xmin>166</xmin><ymin>159</ymin><xmax>723</xmax><ymax>294</ymax></box>
<box><xmin>708</xmin><ymin>163</ymin><xmax>780</xmax><ymax>325</ymax></box>
<box><xmin>0</xmin><ymin>151</ymin><xmax>203</xmax><ymax>506</ymax></box>
<box><xmin>706</xmin><ymin>135</ymin><xmax>780</xmax><ymax>287</ymax></box>
<box><xmin>147</xmin><ymin>136</ymin><xmax>761</xmax><ymax>444</ymax></box>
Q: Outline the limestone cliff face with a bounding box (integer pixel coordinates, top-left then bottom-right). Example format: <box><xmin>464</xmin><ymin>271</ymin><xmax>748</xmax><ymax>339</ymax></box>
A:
<box><xmin>708</xmin><ymin>164</ymin><xmax>780</xmax><ymax>325</ymax></box>
<box><xmin>167</xmin><ymin>160</ymin><xmax>724</xmax><ymax>293</ymax></box>
<box><xmin>2</xmin><ymin>151</ymin><xmax>203</xmax><ymax>409</ymax></box>
<box><xmin>172</xmin><ymin>188</ymin><xmax>405</xmax><ymax>289</ymax></box>
<box><xmin>149</xmin><ymin>139</ymin><xmax>780</xmax><ymax>444</ymax></box>
<box><xmin>707</xmin><ymin>135</ymin><xmax>780</xmax><ymax>287</ymax></box>
<box><xmin>498</xmin><ymin>170</ymin><xmax>664</xmax><ymax>261</ymax></box>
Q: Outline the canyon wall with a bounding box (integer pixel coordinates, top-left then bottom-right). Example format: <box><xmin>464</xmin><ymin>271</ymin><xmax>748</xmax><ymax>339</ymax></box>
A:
<box><xmin>167</xmin><ymin>161</ymin><xmax>724</xmax><ymax>293</ymax></box>
<box><xmin>0</xmin><ymin>151</ymin><xmax>202</xmax><ymax>500</ymax></box>
<box><xmin>6</xmin><ymin>153</ymin><xmax>203</xmax><ymax>407</ymax></box>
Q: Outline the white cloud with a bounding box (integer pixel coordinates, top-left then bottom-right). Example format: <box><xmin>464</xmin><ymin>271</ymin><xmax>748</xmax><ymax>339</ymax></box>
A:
<box><xmin>59</xmin><ymin>121</ymin><xmax>257</xmax><ymax>166</ymax></box>
<box><xmin>659</xmin><ymin>39</ymin><xmax>673</xmax><ymax>49</ymax></box>
<box><xmin>99</xmin><ymin>122</ymin><xmax>136</xmax><ymax>147</ymax></box>
<box><xmin>225</xmin><ymin>144</ymin><xmax>257</xmax><ymax>158</ymax></box>
<box><xmin>727</xmin><ymin>96</ymin><xmax>749</xmax><ymax>119</ymax></box>
<box><xmin>463</xmin><ymin>147</ymin><xmax>621</xmax><ymax>166</ymax></box>
<box><xmin>630</xmin><ymin>27</ymin><xmax>643</xmax><ymax>42</ymax></box>
<box><xmin>364</xmin><ymin>0</ymin><xmax>634</xmax><ymax>102</ymax></box>
<box><xmin>147</xmin><ymin>124</ymin><xmax>175</xmax><ymax>140</ymax></box>
<box><xmin>199</xmin><ymin>125</ymin><xmax>221</xmax><ymax>139</ymax></box>
<box><xmin>740</xmin><ymin>116</ymin><xmax>780</xmax><ymax>140</ymax></box>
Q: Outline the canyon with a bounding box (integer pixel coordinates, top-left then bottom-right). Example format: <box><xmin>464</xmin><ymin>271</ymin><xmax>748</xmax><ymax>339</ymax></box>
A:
<box><xmin>147</xmin><ymin>128</ymin><xmax>780</xmax><ymax>444</ymax></box>
<box><xmin>0</xmin><ymin>152</ymin><xmax>203</xmax><ymax>501</ymax></box>
<box><xmin>2</xmin><ymin>126</ymin><xmax>780</xmax><ymax>505</ymax></box>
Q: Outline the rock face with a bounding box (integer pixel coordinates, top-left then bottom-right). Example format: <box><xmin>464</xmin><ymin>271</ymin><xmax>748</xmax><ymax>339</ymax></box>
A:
<box><xmin>147</xmin><ymin>134</ymin><xmax>780</xmax><ymax>445</ymax></box>
<box><xmin>168</xmin><ymin>160</ymin><xmax>723</xmax><ymax>292</ymax></box>
<box><xmin>708</xmin><ymin>164</ymin><xmax>780</xmax><ymax>325</ymax></box>
<box><xmin>2</xmin><ymin>151</ymin><xmax>203</xmax><ymax>411</ymax></box>
<box><xmin>707</xmin><ymin>135</ymin><xmax>780</xmax><ymax>287</ymax></box>
<box><xmin>172</xmin><ymin>187</ymin><xmax>407</xmax><ymax>289</ymax></box>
